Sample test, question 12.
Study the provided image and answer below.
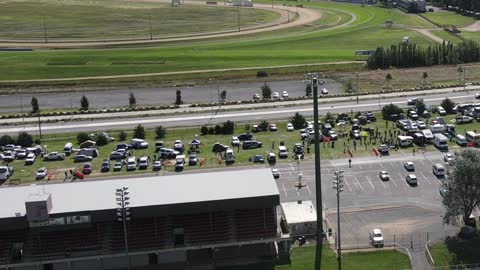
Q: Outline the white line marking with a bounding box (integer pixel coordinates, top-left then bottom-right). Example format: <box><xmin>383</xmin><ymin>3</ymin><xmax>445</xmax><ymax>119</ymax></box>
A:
<box><xmin>344</xmin><ymin>177</ymin><xmax>352</xmax><ymax>192</ymax></box>
<box><xmin>282</xmin><ymin>183</ymin><xmax>288</xmax><ymax>197</ymax></box>
<box><xmin>380</xmin><ymin>178</ymin><xmax>388</xmax><ymax>189</ymax></box>
<box><xmin>419</xmin><ymin>171</ymin><xmax>431</xmax><ymax>185</ymax></box>
<box><xmin>306</xmin><ymin>184</ymin><xmax>312</xmax><ymax>195</ymax></box>
<box><xmin>365</xmin><ymin>175</ymin><xmax>375</xmax><ymax>190</ymax></box>
<box><xmin>353</xmin><ymin>176</ymin><xmax>364</xmax><ymax>191</ymax></box>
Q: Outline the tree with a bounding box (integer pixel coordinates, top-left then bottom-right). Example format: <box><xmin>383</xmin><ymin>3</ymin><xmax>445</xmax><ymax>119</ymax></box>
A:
<box><xmin>155</xmin><ymin>126</ymin><xmax>166</xmax><ymax>139</ymax></box>
<box><xmin>422</xmin><ymin>72</ymin><xmax>428</xmax><ymax>86</ymax></box>
<box><xmin>175</xmin><ymin>89</ymin><xmax>183</xmax><ymax>105</ymax></box>
<box><xmin>119</xmin><ymin>131</ymin><xmax>127</xmax><ymax>141</ymax></box>
<box><xmin>443</xmin><ymin>149</ymin><xmax>480</xmax><ymax>225</ymax></box>
<box><xmin>441</xmin><ymin>98</ymin><xmax>455</xmax><ymax>114</ymax></box>
<box><xmin>305</xmin><ymin>84</ymin><xmax>312</xmax><ymax>97</ymax></box>
<box><xmin>76</xmin><ymin>132</ymin><xmax>89</xmax><ymax>144</ymax></box>
<box><xmin>261</xmin><ymin>83</ymin><xmax>272</xmax><ymax>99</ymax></box>
<box><xmin>324</xmin><ymin>112</ymin><xmax>335</xmax><ymax>125</ymax></box>
<box><xmin>0</xmin><ymin>135</ymin><xmax>14</xmax><ymax>147</ymax></box>
<box><xmin>214</xmin><ymin>124</ymin><xmax>223</xmax><ymax>135</ymax></box>
<box><xmin>31</xmin><ymin>97</ymin><xmax>39</xmax><ymax>114</ymax></box>
<box><xmin>16</xmin><ymin>132</ymin><xmax>33</xmax><ymax>147</ymax></box>
<box><xmin>415</xmin><ymin>100</ymin><xmax>426</xmax><ymax>117</ymax></box>
<box><xmin>133</xmin><ymin>124</ymin><xmax>146</xmax><ymax>139</ymax></box>
<box><xmin>200</xmin><ymin>126</ymin><xmax>209</xmax><ymax>135</ymax></box>
<box><xmin>129</xmin><ymin>92</ymin><xmax>136</xmax><ymax>108</ymax></box>
<box><xmin>385</xmin><ymin>73</ymin><xmax>393</xmax><ymax>89</ymax></box>
<box><xmin>222</xmin><ymin>121</ymin><xmax>235</xmax><ymax>134</ymax></box>
<box><xmin>381</xmin><ymin>103</ymin><xmax>403</xmax><ymax>120</ymax></box>
<box><xmin>220</xmin><ymin>90</ymin><xmax>227</xmax><ymax>103</ymax></box>
<box><xmin>259</xmin><ymin>120</ymin><xmax>269</xmax><ymax>131</ymax></box>
<box><xmin>80</xmin><ymin>95</ymin><xmax>89</xmax><ymax>111</ymax></box>
<box><xmin>289</xmin><ymin>112</ymin><xmax>306</xmax><ymax>129</ymax></box>
<box><xmin>256</xmin><ymin>70</ymin><xmax>269</xmax><ymax>79</ymax></box>
<box><xmin>96</xmin><ymin>134</ymin><xmax>108</xmax><ymax>146</ymax></box>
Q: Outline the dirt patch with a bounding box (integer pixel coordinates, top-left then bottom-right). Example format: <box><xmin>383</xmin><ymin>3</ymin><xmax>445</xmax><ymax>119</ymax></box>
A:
<box><xmin>461</xmin><ymin>21</ymin><xmax>480</xmax><ymax>32</ymax></box>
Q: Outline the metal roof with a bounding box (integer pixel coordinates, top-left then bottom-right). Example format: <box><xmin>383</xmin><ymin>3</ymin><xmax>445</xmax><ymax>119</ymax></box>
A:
<box><xmin>0</xmin><ymin>168</ymin><xmax>279</xmax><ymax>219</ymax></box>
<box><xmin>281</xmin><ymin>200</ymin><xmax>317</xmax><ymax>224</ymax></box>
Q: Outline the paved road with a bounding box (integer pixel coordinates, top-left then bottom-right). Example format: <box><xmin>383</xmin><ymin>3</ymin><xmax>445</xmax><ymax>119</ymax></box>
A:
<box><xmin>0</xmin><ymin>79</ymin><xmax>341</xmax><ymax>113</ymax></box>
<box><xmin>1</xmin><ymin>88</ymin><xmax>478</xmax><ymax>136</ymax></box>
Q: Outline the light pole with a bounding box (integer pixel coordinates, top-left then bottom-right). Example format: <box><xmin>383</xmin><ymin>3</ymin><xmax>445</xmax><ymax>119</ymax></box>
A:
<box><xmin>116</xmin><ymin>187</ymin><xmax>131</xmax><ymax>270</ymax></box>
<box><xmin>355</xmin><ymin>73</ymin><xmax>359</xmax><ymax>104</ymax></box>
<box><xmin>332</xmin><ymin>170</ymin><xmax>344</xmax><ymax>270</ymax></box>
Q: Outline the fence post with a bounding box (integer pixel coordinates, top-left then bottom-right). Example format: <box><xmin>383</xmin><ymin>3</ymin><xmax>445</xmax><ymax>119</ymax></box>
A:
<box><xmin>427</xmin><ymin>231</ymin><xmax>429</xmax><ymax>242</ymax></box>
<box><xmin>410</xmin><ymin>234</ymin><xmax>413</xmax><ymax>249</ymax></box>
<box><xmin>394</xmin><ymin>234</ymin><xmax>396</xmax><ymax>251</ymax></box>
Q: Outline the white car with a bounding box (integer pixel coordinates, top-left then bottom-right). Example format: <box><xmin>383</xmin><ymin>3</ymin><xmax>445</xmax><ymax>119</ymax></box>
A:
<box><xmin>272</xmin><ymin>92</ymin><xmax>279</xmax><ymax>99</ymax></box>
<box><xmin>25</xmin><ymin>153</ymin><xmax>36</xmax><ymax>165</ymax></box>
<box><xmin>152</xmin><ymin>161</ymin><xmax>162</xmax><ymax>171</ymax></box>
<box><xmin>253</xmin><ymin>93</ymin><xmax>260</xmax><ymax>100</ymax></box>
<box><xmin>286</xmin><ymin>123</ymin><xmax>294</xmax><ymax>132</ymax></box>
<box><xmin>404</xmin><ymin>161</ymin><xmax>415</xmax><ymax>171</ymax></box>
<box><xmin>36</xmin><ymin>167</ymin><xmax>48</xmax><ymax>180</ymax></box>
<box><xmin>269</xmin><ymin>124</ymin><xmax>278</xmax><ymax>131</ymax></box>
<box><xmin>444</xmin><ymin>153</ymin><xmax>454</xmax><ymax>163</ymax></box>
<box><xmin>406</xmin><ymin>174</ymin><xmax>418</xmax><ymax>186</ymax></box>
<box><xmin>416</xmin><ymin>120</ymin><xmax>427</xmax><ymax>129</ymax></box>
<box><xmin>271</xmin><ymin>168</ymin><xmax>280</xmax><ymax>179</ymax></box>
<box><xmin>475</xmin><ymin>93</ymin><xmax>480</xmax><ymax>99</ymax></box>
<box><xmin>282</xmin><ymin>91</ymin><xmax>289</xmax><ymax>98</ymax></box>
<box><xmin>321</xmin><ymin>88</ymin><xmax>328</xmax><ymax>95</ymax></box>
<box><xmin>231</xmin><ymin>136</ymin><xmax>240</xmax><ymax>146</ymax></box>
<box><xmin>278</xmin><ymin>146</ymin><xmax>288</xmax><ymax>158</ymax></box>
<box><xmin>436</xmin><ymin>106</ymin><xmax>447</xmax><ymax>115</ymax></box>
<box><xmin>369</xmin><ymin>229</ymin><xmax>384</xmax><ymax>247</ymax></box>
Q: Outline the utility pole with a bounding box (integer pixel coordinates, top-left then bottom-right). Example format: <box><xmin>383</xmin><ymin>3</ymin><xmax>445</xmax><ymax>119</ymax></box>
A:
<box><xmin>116</xmin><ymin>187</ymin><xmax>131</xmax><ymax>270</ymax></box>
<box><xmin>149</xmin><ymin>15</ymin><xmax>153</xmax><ymax>40</ymax></box>
<box><xmin>237</xmin><ymin>6</ymin><xmax>241</xmax><ymax>32</ymax></box>
<box><xmin>309</xmin><ymin>73</ymin><xmax>324</xmax><ymax>270</ymax></box>
<box><xmin>20</xmin><ymin>95</ymin><xmax>25</xmax><ymax>128</ymax></box>
<box><xmin>37</xmin><ymin>111</ymin><xmax>42</xmax><ymax>139</ymax></box>
<box><xmin>333</xmin><ymin>170</ymin><xmax>344</xmax><ymax>270</ymax></box>
<box><xmin>42</xmin><ymin>16</ymin><xmax>48</xmax><ymax>44</ymax></box>
<box><xmin>355</xmin><ymin>73</ymin><xmax>359</xmax><ymax>104</ymax></box>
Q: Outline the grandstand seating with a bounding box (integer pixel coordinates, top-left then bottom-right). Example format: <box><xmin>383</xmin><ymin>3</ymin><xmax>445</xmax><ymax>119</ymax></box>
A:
<box><xmin>234</xmin><ymin>208</ymin><xmax>277</xmax><ymax>241</ymax></box>
<box><xmin>0</xmin><ymin>230</ymin><xmax>27</xmax><ymax>264</ymax></box>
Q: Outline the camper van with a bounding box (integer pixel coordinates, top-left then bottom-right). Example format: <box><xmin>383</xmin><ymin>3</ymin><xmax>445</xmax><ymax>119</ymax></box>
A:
<box><xmin>432</xmin><ymin>163</ymin><xmax>445</xmax><ymax>177</ymax></box>
<box><xmin>421</xmin><ymin>129</ymin><xmax>434</xmax><ymax>142</ymax></box>
<box><xmin>397</xmin><ymin>136</ymin><xmax>413</xmax><ymax>147</ymax></box>
<box><xmin>63</xmin><ymin>143</ymin><xmax>73</xmax><ymax>156</ymax></box>
<box><xmin>455</xmin><ymin>134</ymin><xmax>468</xmax><ymax>146</ymax></box>
<box><xmin>433</xmin><ymin>134</ymin><xmax>448</xmax><ymax>151</ymax></box>
<box><xmin>466</xmin><ymin>131</ymin><xmax>480</xmax><ymax>144</ymax></box>
<box><xmin>430</xmin><ymin>124</ymin><xmax>446</xmax><ymax>134</ymax></box>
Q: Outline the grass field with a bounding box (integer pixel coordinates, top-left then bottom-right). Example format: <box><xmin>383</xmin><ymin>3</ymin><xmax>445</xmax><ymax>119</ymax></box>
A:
<box><xmin>460</xmin><ymin>31</ymin><xmax>480</xmax><ymax>43</ymax></box>
<box><xmin>422</xmin><ymin>11</ymin><xmax>476</xmax><ymax>28</ymax></box>
<box><xmin>0</xmin><ymin>1</ymin><xmax>439</xmax><ymax>81</ymax></box>
<box><xmin>4</xmin><ymin>110</ymin><xmax>474</xmax><ymax>184</ymax></box>
<box><xmin>430</xmin><ymin>236</ymin><xmax>480</xmax><ymax>267</ymax></box>
<box><xmin>429</xmin><ymin>30</ymin><xmax>464</xmax><ymax>44</ymax></box>
<box><xmin>0</xmin><ymin>0</ymin><xmax>279</xmax><ymax>40</ymax></box>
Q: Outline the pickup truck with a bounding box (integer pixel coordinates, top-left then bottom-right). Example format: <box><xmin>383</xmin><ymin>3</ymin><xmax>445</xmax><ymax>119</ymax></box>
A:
<box><xmin>43</xmin><ymin>152</ymin><xmax>66</xmax><ymax>161</ymax></box>
<box><xmin>0</xmin><ymin>166</ymin><xmax>14</xmax><ymax>180</ymax></box>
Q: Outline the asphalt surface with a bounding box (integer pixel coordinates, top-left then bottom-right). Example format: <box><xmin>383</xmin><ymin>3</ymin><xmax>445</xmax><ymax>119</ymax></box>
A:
<box><xmin>0</xmin><ymin>79</ymin><xmax>341</xmax><ymax>113</ymax></box>
<box><xmin>2</xmin><ymin>88</ymin><xmax>478</xmax><ymax>136</ymax></box>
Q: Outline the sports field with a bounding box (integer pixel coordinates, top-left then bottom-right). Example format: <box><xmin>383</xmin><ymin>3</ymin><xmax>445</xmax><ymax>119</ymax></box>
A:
<box><xmin>0</xmin><ymin>0</ymin><xmax>448</xmax><ymax>81</ymax></box>
<box><xmin>422</xmin><ymin>11</ymin><xmax>476</xmax><ymax>28</ymax></box>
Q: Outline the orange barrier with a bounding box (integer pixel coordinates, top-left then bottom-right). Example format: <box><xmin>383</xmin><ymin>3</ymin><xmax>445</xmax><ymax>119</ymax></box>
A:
<box><xmin>372</xmin><ymin>148</ymin><xmax>379</xmax><ymax>156</ymax></box>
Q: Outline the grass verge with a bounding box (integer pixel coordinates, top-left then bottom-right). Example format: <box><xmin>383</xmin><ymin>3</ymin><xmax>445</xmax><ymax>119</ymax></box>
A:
<box><xmin>430</xmin><ymin>236</ymin><xmax>480</xmax><ymax>267</ymax></box>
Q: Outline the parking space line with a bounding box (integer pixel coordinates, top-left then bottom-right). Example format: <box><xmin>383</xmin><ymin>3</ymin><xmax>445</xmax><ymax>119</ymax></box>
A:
<box><xmin>379</xmin><ymin>162</ymin><xmax>384</xmax><ymax>169</ymax></box>
<box><xmin>344</xmin><ymin>177</ymin><xmax>352</xmax><ymax>192</ymax></box>
<box><xmin>306</xmin><ymin>184</ymin><xmax>312</xmax><ymax>195</ymax></box>
<box><xmin>398</xmin><ymin>173</ymin><xmax>410</xmax><ymax>187</ymax></box>
<box><xmin>419</xmin><ymin>171</ymin><xmax>432</xmax><ymax>185</ymax></box>
<box><xmin>418</xmin><ymin>160</ymin><xmax>425</xmax><ymax>166</ymax></box>
<box><xmin>353</xmin><ymin>176</ymin><xmax>365</xmax><ymax>191</ymax></box>
<box><xmin>282</xmin><ymin>183</ymin><xmax>288</xmax><ymax>197</ymax></box>
<box><xmin>296</xmin><ymin>188</ymin><xmax>300</xmax><ymax>197</ymax></box>
<box><xmin>365</xmin><ymin>175</ymin><xmax>375</xmax><ymax>190</ymax></box>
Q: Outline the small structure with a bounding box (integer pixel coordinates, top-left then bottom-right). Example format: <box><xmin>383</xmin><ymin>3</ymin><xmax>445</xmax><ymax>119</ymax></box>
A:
<box><xmin>232</xmin><ymin>0</ymin><xmax>253</xmax><ymax>7</ymax></box>
<box><xmin>281</xmin><ymin>200</ymin><xmax>316</xmax><ymax>237</ymax></box>
<box><xmin>172</xmin><ymin>0</ymin><xmax>183</xmax><ymax>7</ymax></box>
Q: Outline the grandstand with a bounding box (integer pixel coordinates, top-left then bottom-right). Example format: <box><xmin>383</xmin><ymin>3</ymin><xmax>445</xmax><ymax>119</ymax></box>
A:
<box><xmin>0</xmin><ymin>168</ymin><xmax>289</xmax><ymax>270</ymax></box>
<box><xmin>397</xmin><ymin>0</ymin><xmax>427</xmax><ymax>13</ymax></box>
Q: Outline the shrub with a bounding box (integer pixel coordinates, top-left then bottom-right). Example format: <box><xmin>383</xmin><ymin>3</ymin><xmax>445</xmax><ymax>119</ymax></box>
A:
<box><xmin>259</xmin><ymin>120</ymin><xmax>269</xmax><ymax>131</ymax></box>
<box><xmin>289</xmin><ymin>112</ymin><xmax>306</xmax><ymax>129</ymax></box>
<box><xmin>133</xmin><ymin>124</ymin><xmax>146</xmax><ymax>139</ymax></box>
<box><xmin>155</xmin><ymin>126</ymin><xmax>166</xmax><ymax>139</ymax></box>
<box><xmin>200</xmin><ymin>126</ymin><xmax>209</xmax><ymax>135</ymax></box>
<box><xmin>0</xmin><ymin>135</ymin><xmax>14</xmax><ymax>147</ymax></box>
<box><xmin>96</xmin><ymin>134</ymin><xmax>109</xmax><ymax>147</ymax></box>
<box><xmin>76</xmin><ymin>132</ymin><xmax>89</xmax><ymax>145</ymax></box>
<box><xmin>119</xmin><ymin>131</ymin><xmax>127</xmax><ymax>141</ymax></box>
<box><xmin>256</xmin><ymin>70</ymin><xmax>269</xmax><ymax>78</ymax></box>
<box><xmin>441</xmin><ymin>98</ymin><xmax>455</xmax><ymax>114</ymax></box>
<box><xmin>208</xmin><ymin>127</ymin><xmax>215</xmax><ymax>135</ymax></box>
<box><xmin>214</xmin><ymin>124</ymin><xmax>223</xmax><ymax>135</ymax></box>
<box><xmin>222</xmin><ymin>121</ymin><xmax>235</xmax><ymax>135</ymax></box>
<box><xmin>80</xmin><ymin>95</ymin><xmax>89</xmax><ymax>111</ymax></box>
<box><xmin>261</xmin><ymin>83</ymin><xmax>272</xmax><ymax>99</ymax></box>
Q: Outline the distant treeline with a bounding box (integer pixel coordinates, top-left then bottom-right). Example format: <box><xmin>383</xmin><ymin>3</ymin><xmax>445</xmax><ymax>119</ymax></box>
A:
<box><xmin>431</xmin><ymin>0</ymin><xmax>480</xmax><ymax>13</ymax></box>
<box><xmin>366</xmin><ymin>40</ymin><xmax>480</xmax><ymax>69</ymax></box>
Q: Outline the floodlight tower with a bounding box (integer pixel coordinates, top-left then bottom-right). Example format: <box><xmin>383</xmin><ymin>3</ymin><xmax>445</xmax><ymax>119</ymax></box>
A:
<box><xmin>116</xmin><ymin>187</ymin><xmax>131</xmax><ymax>270</ymax></box>
<box><xmin>332</xmin><ymin>170</ymin><xmax>344</xmax><ymax>270</ymax></box>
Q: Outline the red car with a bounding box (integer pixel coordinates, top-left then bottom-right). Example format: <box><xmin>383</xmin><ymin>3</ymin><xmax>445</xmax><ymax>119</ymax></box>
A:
<box><xmin>82</xmin><ymin>163</ymin><xmax>93</xmax><ymax>175</ymax></box>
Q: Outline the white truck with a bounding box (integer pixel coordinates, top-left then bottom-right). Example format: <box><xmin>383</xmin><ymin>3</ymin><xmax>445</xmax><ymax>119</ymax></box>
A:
<box><xmin>224</xmin><ymin>148</ymin><xmax>235</xmax><ymax>163</ymax></box>
<box><xmin>0</xmin><ymin>166</ymin><xmax>14</xmax><ymax>181</ymax></box>
<box><xmin>433</xmin><ymin>133</ymin><xmax>448</xmax><ymax>151</ymax></box>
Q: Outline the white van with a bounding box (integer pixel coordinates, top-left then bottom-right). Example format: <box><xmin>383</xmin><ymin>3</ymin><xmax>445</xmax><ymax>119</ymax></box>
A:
<box><xmin>433</xmin><ymin>134</ymin><xmax>448</xmax><ymax>150</ymax></box>
<box><xmin>278</xmin><ymin>146</ymin><xmax>288</xmax><ymax>158</ymax></box>
<box><xmin>455</xmin><ymin>134</ymin><xmax>468</xmax><ymax>146</ymax></box>
<box><xmin>465</xmin><ymin>131</ymin><xmax>480</xmax><ymax>144</ymax></box>
<box><xmin>430</xmin><ymin>124</ymin><xmax>446</xmax><ymax>134</ymax></box>
<box><xmin>432</xmin><ymin>163</ymin><xmax>445</xmax><ymax>177</ymax></box>
<box><xmin>127</xmin><ymin>157</ymin><xmax>137</xmax><ymax>171</ymax></box>
<box><xmin>63</xmin><ymin>142</ymin><xmax>73</xmax><ymax>156</ymax></box>
<box><xmin>397</xmin><ymin>136</ymin><xmax>413</xmax><ymax>147</ymax></box>
<box><xmin>421</xmin><ymin>129</ymin><xmax>434</xmax><ymax>142</ymax></box>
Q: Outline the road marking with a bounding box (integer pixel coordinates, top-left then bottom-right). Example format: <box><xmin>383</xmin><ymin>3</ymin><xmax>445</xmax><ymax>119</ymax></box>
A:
<box><xmin>419</xmin><ymin>171</ymin><xmax>431</xmax><ymax>185</ymax></box>
<box><xmin>282</xmin><ymin>183</ymin><xmax>288</xmax><ymax>197</ymax></box>
<box><xmin>365</xmin><ymin>175</ymin><xmax>375</xmax><ymax>190</ymax></box>
<box><xmin>306</xmin><ymin>184</ymin><xmax>312</xmax><ymax>195</ymax></box>
<box><xmin>399</xmin><ymin>173</ymin><xmax>410</xmax><ymax>187</ymax></box>
<box><xmin>353</xmin><ymin>176</ymin><xmax>365</xmax><ymax>191</ymax></box>
<box><xmin>389</xmin><ymin>173</ymin><xmax>398</xmax><ymax>188</ymax></box>
<box><xmin>379</xmin><ymin>162</ymin><xmax>384</xmax><ymax>169</ymax></box>
<box><xmin>344</xmin><ymin>177</ymin><xmax>352</xmax><ymax>192</ymax></box>
<box><xmin>380</xmin><ymin>178</ymin><xmax>388</xmax><ymax>189</ymax></box>
<box><xmin>418</xmin><ymin>160</ymin><xmax>425</xmax><ymax>166</ymax></box>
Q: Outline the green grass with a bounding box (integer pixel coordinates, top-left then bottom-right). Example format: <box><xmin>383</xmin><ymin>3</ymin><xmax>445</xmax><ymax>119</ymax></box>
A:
<box><xmin>430</xmin><ymin>30</ymin><xmax>464</xmax><ymax>44</ymax></box>
<box><xmin>422</xmin><ymin>11</ymin><xmax>477</xmax><ymax>28</ymax></box>
<box><xmin>459</xmin><ymin>32</ymin><xmax>480</xmax><ymax>44</ymax></box>
<box><xmin>0</xmin><ymin>0</ymin><xmax>279</xmax><ymax>40</ymax></box>
<box><xmin>6</xmin><ymin>110</ymin><xmax>476</xmax><ymax>184</ymax></box>
<box><xmin>430</xmin><ymin>236</ymin><xmax>480</xmax><ymax>267</ymax></box>
<box><xmin>0</xmin><ymin>1</ymin><xmax>439</xmax><ymax>81</ymax></box>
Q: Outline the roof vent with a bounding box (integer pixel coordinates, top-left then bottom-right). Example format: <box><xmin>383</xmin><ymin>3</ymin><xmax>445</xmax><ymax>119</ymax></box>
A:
<box><xmin>297</xmin><ymin>200</ymin><xmax>302</xmax><ymax>204</ymax></box>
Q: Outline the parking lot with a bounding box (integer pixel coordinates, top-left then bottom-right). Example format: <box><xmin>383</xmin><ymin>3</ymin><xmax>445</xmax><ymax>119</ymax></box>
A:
<box><xmin>273</xmin><ymin>151</ymin><xmax>452</xmax><ymax>247</ymax></box>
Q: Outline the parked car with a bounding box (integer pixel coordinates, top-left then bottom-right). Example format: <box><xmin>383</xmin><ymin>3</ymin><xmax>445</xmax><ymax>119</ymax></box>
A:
<box><xmin>253</xmin><ymin>93</ymin><xmax>261</xmax><ymax>100</ymax></box>
<box><xmin>321</xmin><ymin>88</ymin><xmax>328</xmax><ymax>95</ymax></box>
<box><xmin>16</xmin><ymin>149</ymin><xmax>27</xmax><ymax>159</ymax></box>
<box><xmin>269</xmin><ymin>124</ymin><xmax>278</xmax><ymax>131</ymax></box>
<box><xmin>475</xmin><ymin>93</ymin><xmax>480</xmax><ymax>99</ymax></box>
<box><xmin>455</xmin><ymin>115</ymin><xmax>474</xmax><ymax>124</ymax></box>
<box><xmin>110</xmin><ymin>151</ymin><xmax>126</xmax><ymax>160</ymax></box>
<box><xmin>2</xmin><ymin>151</ymin><xmax>16</xmax><ymax>162</ymax></box>
<box><xmin>82</xmin><ymin>163</ymin><xmax>93</xmax><ymax>175</ymax></box>
<box><xmin>369</xmin><ymin>229</ymin><xmax>384</xmax><ymax>247</ymax></box>
<box><xmin>0</xmin><ymin>166</ymin><xmax>14</xmax><ymax>181</ymax></box>
<box><xmin>436</xmin><ymin>106</ymin><xmax>447</xmax><ymax>115</ymax></box>
<box><xmin>293</xmin><ymin>143</ymin><xmax>304</xmax><ymax>159</ymax></box>
<box><xmin>404</xmin><ymin>161</ymin><xmax>415</xmax><ymax>171</ymax></box>
<box><xmin>152</xmin><ymin>161</ymin><xmax>163</xmax><ymax>171</ymax></box>
<box><xmin>74</xmin><ymin>154</ymin><xmax>93</xmax><ymax>163</ymax></box>
<box><xmin>237</xmin><ymin>133</ymin><xmax>253</xmax><ymax>141</ymax></box>
<box><xmin>116</xmin><ymin>143</ymin><xmax>132</xmax><ymax>151</ymax></box>
<box><xmin>231</xmin><ymin>136</ymin><xmax>240</xmax><ymax>146</ymax></box>
<box><xmin>379</xmin><ymin>171</ymin><xmax>389</xmax><ymax>181</ymax></box>
<box><xmin>173</xmin><ymin>140</ymin><xmax>184</xmax><ymax>153</ymax></box>
<box><xmin>43</xmin><ymin>152</ymin><xmax>65</xmax><ymax>161</ymax></box>
<box><xmin>444</xmin><ymin>153</ymin><xmax>455</xmax><ymax>163</ymax></box>
<box><xmin>101</xmin><ymin>160</ymin><xmax>110</xmax><ymax>172</ymax></box>
<box><xmin>267</xmin><ymin>153</ymin><xmax>276</xmax><ymax>164</ymax></box>
<box><xmin>131</xmin><ymin>138</ymin><xmax>149</xmax><ymax>149</ymax></box>
<box><xmin>251</xmin><ymin>154</ymin><xmax>265</xmax><ymax>163</ymax></box>
<box><xmin>138</xmin><ymin>157</ymin><xmax>149</xmax><ymax>169</ymax></box>
<box><xmin>36</xmin><ymin>167</ymin><xmax>48</xmax><ymax>180</ymax></box>
<box><xmin>25</xmin><ymin>153</ymin><xmax>36</xmax><ymax>165</ymax></box>
<box><xmin>113</xmin><ymin>161</ymin><xmax>123</xmax><ymax>171</ymax></box>
<box><xmin>127</xmin><ymin>157</ymin><xmax>137</xmax><ymax>171</ymax></box>
<box><xmin>278</xmin><ymin>146</ymin><xmax>288</xmax><ymax>158</ymax></box>
<box><xmin>406</xmin><ymin>174</ymin><xmax>418</xmax><ymax>186</ymax></box>
<box><xmin>189</xmin><ymin>152</ymin><xmax>198</xmax><ymax>166</ymax></box>
<box><xmin>286</xmin><ymin>123</ymin><xmax>294</xmax><ymax>132</ymax></box>
<box><xmin>271</xmin><ymin>168</ymin><xmax>280</xmax><ymax>179</ymax></box>
<box><xmin>242</xmin><ymin>140</ymin><xmax>263</xmax><ymax>150</ymax></box>
<box><xmin>282</xmin><ymin>91</ymin><xmax>289</xmax><ymax>98</ymax></box>
<box><xmin>272</xmin><ymin>92</ymin><xmax>279</xmax><ymax>99</ymax></box>
<box><xmin>407</xmin><ymin>98</ymin><xmax>423</xmax><ymax>105</ymax></box>
<box><xmin>408</xmin><ymin>111</ymin><xmax>419</xmax><ymax>120</ymax></box>
<box><xmin>416</xmin><ymin>120</ymin><xmax>427</xmax><ymax>129</ymax></box>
